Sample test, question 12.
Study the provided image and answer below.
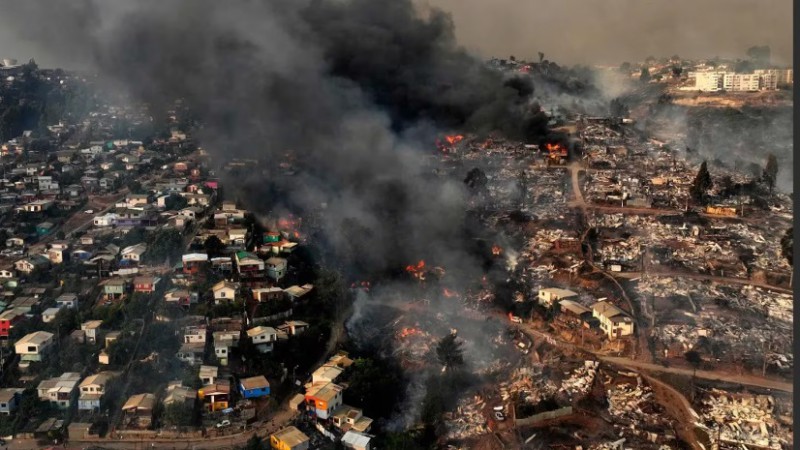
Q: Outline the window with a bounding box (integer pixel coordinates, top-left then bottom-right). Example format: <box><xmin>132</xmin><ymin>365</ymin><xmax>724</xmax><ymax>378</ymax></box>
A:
<box><xmin>0</xmin><ymin>403</ymin><xmax>6</xmax><ymax>408</ymax></box>
<box><xmin>27</xmin><ymin>346</ymin><xmax>36</xmax><ymax>352</ymax></box>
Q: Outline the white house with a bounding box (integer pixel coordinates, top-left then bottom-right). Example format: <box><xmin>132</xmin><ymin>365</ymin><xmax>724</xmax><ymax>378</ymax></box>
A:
<box><xmin>212</xmin><ymin>280</ymin><xmax>238</xmax><ymax>304</ymax></box>
<box><xmin>538</xmin><ymin>288</ymin><xmax>578</xmax><ymax>307</ymax></box>
<box><xmin>246</xmin><ymin>326</ymin><xmax>278</xmax><ymax>353</ymax></box>
<box><xmin>15</xmin><ymin>331</ymin><xmax>55</xmax><ymax>362</ymax></box>
<box><xmin>42</xmin><ymin>307</ymin><xmax>62</xmax><ymax>323</ymax></box>
<box><xmin>81</xmin><ymin>320</ymin><xmax>103</xmax><ymax>344</ymax></box>
<box><xmin>591</xmin><ymin>301</ymin><xmax>635</xmax><ymax>339</ymax></box>
<box><xmin>342</xmin><ymin>430</ymin><xmax>372</xmax><ymax>450</ymax></box>
<box><xmin>78</xmin><ymin>371</ymin><xmax>118</xmax><ymax>412</ymax></box>
<box><xmin>93</xmin><ymin>213</ymin><xmax>118</xmax><ymax>227</ymax></box>
<box><xmin>37</xmin><ymin>372</ymin><xmax>82</xmax><ymax>409</ymax></box>
<box><xmin>0</xmin><ymin>388</ymin><xmax>22</xmax><ymax>415</ymax></box>
<box><xmin>121</xmin><ymin>243</ymin><xmax>147</xmax><ymax>263</ymax></box>
<box><xmin>56</xmin><ymin>293</ymin><xmax>79</xmax><ymax>309</ymax></box>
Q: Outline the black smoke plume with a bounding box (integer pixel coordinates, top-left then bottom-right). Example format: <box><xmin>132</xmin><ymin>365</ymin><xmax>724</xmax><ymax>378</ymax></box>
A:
<box><xmin>1</xmin><ymin>0</ymin><xmax>570</xmax><ymax>277</ymax></box>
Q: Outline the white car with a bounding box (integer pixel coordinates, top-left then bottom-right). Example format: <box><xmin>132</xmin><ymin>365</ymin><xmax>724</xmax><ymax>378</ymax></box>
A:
<box><xmin>84</xmin><ymin>209</ymin><xmax>94</xmax><ymax>214</ymax></box>
<box><xmin>215</xmin><ymin>420</ymin><xmax>231</xmax><ymax>428</ymax></box>
<box><xmin>494</xmin><ymin>411</ymin><xmax>505</xmax><ymax>421</ymax></box>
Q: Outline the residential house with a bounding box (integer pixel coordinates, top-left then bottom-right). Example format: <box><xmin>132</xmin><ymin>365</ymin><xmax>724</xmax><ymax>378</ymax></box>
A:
<box><xmin>332</xmin><ymin>405</ymin><xmax>373</xmax><ymax>433</ymax></box>
<box><xmin>133</xmin><ymin>276</ymin><xmax>158</xmax><ymax>294</ymax></box>
<box><xmin>238</xmin><ymin>375</ymin><xmax>270</xmax><ymax>399</ymax></box>
<box><xmin>14</xmin><ymin>255</ymin><xmax>50</xmax><ymax>274</ymax></box>
<box><xmin>341</xmin><ymin>431</ymin><xmax>372</xmax><ymax>450</ymax></box>
<box><xmin>22</xmin><ymin>200</ymin><xmax>53</xmax><ymax>213</ymax></box>
<box><xmin>37</xmin><ymin>372</ymin><xmax>82</xmax><ymax>409</ymax></box>
<box><xmin>304</xmin><ymin>382</ymin><xmax>344</xmax><ymax>420</ymax></box>
<box><xmin>246</xmin><ymin>326</ymin><xmax>278</xmax><ymax>353</ymax></box>
<box><xmin>35</xmin><ymin>222</ymin><xmax>54</xmax><ymax>237</ymax></box>
<box><xmin>42</xmin><ymin>307</ymin><xmax>62</xmax><ymax>323</ymax></box>
<box><xmin>164</xmin><ymin>289</ymin><xmax>193</xmax><ymax>307</ymax></box>
<box><xmin>199</xmin><ymin>365</ymin><xmax>218</xmax><ymax>385</ymax></box>
<box><xmin>176</xmin><ymin>342</ymin><xmax>205</xmax><ymax>365</ymax></box>
<box><xmin>591</xmin><ymin>301</ymin><xmax>635</xmax><ymax>339</ymax></box>
<box><xmin>47</xmin><ymin>245</ymin><xmax>68</xmax><ymax>264</ymax></box>
<box><xmin>213</xmin><ymin>280</ymin><xmax>238</xmax><ymax>304</ymax></box>
<box><xmin>277</xmin><ymin>321</ymin><xmax>309</xmax><ymax>337</ymax></box>
<box><xmin>78</xmin><ymin>371</ymin><xmax>118</xmax><ymax>412</ymax></box>
<box><xmin>252</xmin><ymin>287</ymin><xmax>284</xmax><ymax>302</ymax></box>
<box><xmin>5</xmin><ymin>236</ymin><xmax>25</xmax><ymax>248</ymax></box>
<box><xmin>198</xmin><ymin>381</ymin><xmax>230</xmax><ymax>412</ymax></box>
<box><xmin>311</xmin><ymin>365</ymin><xmax>344</xmax><ymax>385</ymax></box>
<box><xmin>557</xmin><ymin>299</ymin><xmax>592</xmax><ymax>325</ymax></box>
<box><xmin>284</xmin><ymin>284</ymin><xmax>313</xmax><ymax>302</ymax></box>
<box><xmin>122</xmin><ymin>194</ymin><xmax>150</xmax><ymax>209</ymax></box>
<box><xmin>0</xmin><ymin>388</ymin><xmax>22</xmax><ymax>415</ymax></box>
<box><xmin>234</xmin><ymin>251</ymin><xmax>265</xmax><ymax>283</ymax></box>
<box><xmin>265</xmin><ymin>257</ymin><xmax>287</xmax><ymax>282</ymax></box>
<box><xmin>122</xmin><ymin>393</ymin><xmax>156</xmax><ymax>428</ymax></box>
<box><xmin>121</xmin><ymin>243</ymin><xmax>147</xmax><ymax>264</ymax></box>
<box><xmin>183</xmin><ymin>325</ymin><xmax>207</xmax><ymax>344</ymax></box>
<box><xmin>227</xmin><ymin>228</ymin><xmax>247</xmax><ymax>246</ymax></box>
<box><xmin>102</xmin><ymin>278</ymin><xmax>127</xmax><ymax>300</ymax></box>
<box><xmin>93</xmin><ymin>213</ymin><xmax>117</xmax><ymax>227</ymax></box>
<box><xmin>15</xmin><ymin>331</ymin><xmax>55</xmax><ymax>362</ymax></box>
<box><xmin>0</xmin><ymin>309</ymin><xmax>24</xmax><ymax>339</ymax></box>
<box><xmin>163</xmin><ymin>382</ymin><xmax>197</xmax><ymax>406</ymax></box>
<box><xmin>56</xmin><ymin>293</ymin><xmax>79</xmax><ymax>309</ymax></box>
<box><xmin>538</xmin><ymin>288</ymin><xmax>578</xmax><ymax>307</ymax></box>
<box><xmin>182</xmin><ymin>253</ymin><xmax>208</xmax><ymax>275</ymax></box>
<box><xmin>270</xmin><ymin>426</ymin><xmax>310</xmax><ymax>450</ymax></box>
<box><xmin>213</xmin><ymin>329</ymin><xmax>240</xmax><ymax>366</ymax></box>
<box><xmin>81</xmin><ymin>320</ymin><xmax>103</xmax><ymax>344</ymax></box>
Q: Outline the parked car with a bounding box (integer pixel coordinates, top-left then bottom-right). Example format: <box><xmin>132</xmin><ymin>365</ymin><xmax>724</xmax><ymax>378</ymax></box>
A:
<box><xmin>509</xmin><ymin>315</ymin><xmax>523</xmax><ymax>324</ymax></box>
<box><xmin>215</xmin><ymin>420</ymin><xmax>231</xmax><ymax>428</ymax></box>
<box><xmin>493</xmin><ymin>405</ymin><xmax>504</xmax><ymax>412</ymax></box>
<box><xmin>493</xmin><ymin>411</ymin><xmax>505</xmax><ymax>421</ymax></box>
<box><xmin>84</xmin><ymin>209</ymin><xmax>94</xmax><ymax>214</ymax></box>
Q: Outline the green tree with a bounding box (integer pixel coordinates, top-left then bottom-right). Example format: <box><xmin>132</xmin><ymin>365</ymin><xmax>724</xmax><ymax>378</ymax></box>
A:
<box><xmin>762</xmin><ymin>153</ymin><xmax>778</xmax><ymax>194</ymax></box>
<box><xmin>146</xmin><ymin>228</ymin><xmax>184</xmax><ymax>264</ymax></box>
<box><xmin>639</xmin><ymin>67</ymin><xmax>651</xmax><ymax>83</ymax></box>
<box><xmin>204</xmin><ymin>235</ymin><xmax>226</xmax><ymax>257</ymax></box>
<box><xmin>162</xmin><ymin>401</ymin><xmax>194</xmax><ymax>427</ymax></box>
<box><xmin>671</xmin><ymin>66</ymin><xmax>683</xmax><ymax>78</ymax></box>
<box><xmin>689</xmin><ymin>161</ymin><xmax>713</xmax><ymax>204</ymax></box>
<box><xmin>126</xmin><ymin>180</ymin><xmax>145</xmax><ymax>194</ymax></box>
<box><xmin>435</xmin><ymin>333</ymin><xmax>464</xmax><ymax>369</ymax></box>
<box><xmin>164</xmin><ymin>194</ymin><xmax>188</xmax><ymax>211</ymax></box>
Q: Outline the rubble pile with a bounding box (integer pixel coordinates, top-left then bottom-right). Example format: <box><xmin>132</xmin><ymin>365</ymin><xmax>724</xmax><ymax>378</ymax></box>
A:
<box><xmin>603</xmin><ymin>373</ymin><xmax>678</xmax><ymax>448</ymax></box>
<box><xmin>443</xmin><ymin>394</ymin><xmax>489</xmax><ymax>441</ymax></box>
<box><xmin>557</xmin><ymin>360</ymin><xmax>599</xmax><ymax>401</ymax></box>
<box><xmin>700</xmin><ymin>390</ymin><xmax>791</xmax><ymax>449</ymax></box>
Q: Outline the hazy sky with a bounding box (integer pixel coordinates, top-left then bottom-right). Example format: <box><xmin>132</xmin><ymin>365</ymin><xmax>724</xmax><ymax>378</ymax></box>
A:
<box><xmin>419</xmin><ymin>0</ymin><xmax>793</xmax><ymax>66</ymax></box>
<box><xmin>0</xmin><ymin>0</ymin><xmax>792</xmax><ymax>68</ymax></box>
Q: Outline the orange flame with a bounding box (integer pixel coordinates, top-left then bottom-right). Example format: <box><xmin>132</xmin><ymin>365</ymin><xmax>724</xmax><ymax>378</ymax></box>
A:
<box><xmin>492</xmin><ymin>245</ymin><xmax>503</xmax><ymax>256</ymax></box>
<box><xmin>442</xmin><ymin>288</ymin><xmax>457</xmax><ymax>298</ymax></box>
<box><xmin>445</xmin><ymin>135</ymin><xmax>464</xmax><ymax>145</ymax></box>
<box><xmin>398</xmin><ymin>327</ymin><xmax>423</xmax><ymax>338</ymax></box>
<box><xmin>545</xmin><ymin>143</ymin><xmax>567</xmax><ymax>158</ymax></box>
<box><xmin>405</xmin><ymin>260</ymin><xmax>426</xmax><ymax>273</ymax></box>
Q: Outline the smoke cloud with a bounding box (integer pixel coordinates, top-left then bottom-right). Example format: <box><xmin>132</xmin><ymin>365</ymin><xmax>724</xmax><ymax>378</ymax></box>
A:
<box><xmin>418</xmin><ymin>0</ymin><xmax>793</xmax><ymax>66</ymax></box>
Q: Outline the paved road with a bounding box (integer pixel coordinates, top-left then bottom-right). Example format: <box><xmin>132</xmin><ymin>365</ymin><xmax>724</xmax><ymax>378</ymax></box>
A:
<box><xmin>514</xmin><ymin>320</ymin><xmax>792</xmax><ymax>393</ymax></box>
<box><xmin>615</xmin><ymin>269</ymin><xmax>792</xmax><ymax>294</ymax></box>
<box><xmin>599</xmin><ymin>355</ymin><xmax>793</xmax><ymax>393</ymax></box>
